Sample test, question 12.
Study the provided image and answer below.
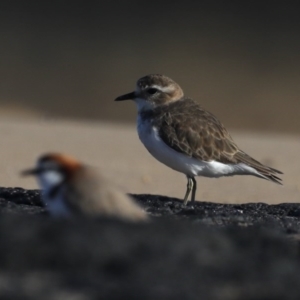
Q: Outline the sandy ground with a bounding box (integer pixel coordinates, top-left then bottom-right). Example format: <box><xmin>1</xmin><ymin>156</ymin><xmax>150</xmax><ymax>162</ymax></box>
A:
<box><xmin>1</xmin><ymin>118</ymin><xmax>299</xmax><ymax>204</ymax></box>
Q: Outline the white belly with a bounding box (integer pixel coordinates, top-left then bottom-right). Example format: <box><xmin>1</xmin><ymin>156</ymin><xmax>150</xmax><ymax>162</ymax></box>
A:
<box><xmin>137</xmin><ymin>117</ymin><xmax>259</xmax><ymax>178</ymax></box>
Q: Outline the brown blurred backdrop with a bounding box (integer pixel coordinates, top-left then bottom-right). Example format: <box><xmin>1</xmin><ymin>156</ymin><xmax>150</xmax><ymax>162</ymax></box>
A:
<box><xmin>0</xmin><ymin>1</ymin><xmax>299</xmax><ymax>133</ymax></box>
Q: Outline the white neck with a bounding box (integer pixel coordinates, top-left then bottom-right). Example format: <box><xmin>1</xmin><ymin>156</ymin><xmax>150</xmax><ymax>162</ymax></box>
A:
<box><xmin>38</xmin><ymin>170</ymin><xmax>64</xmax><ymax>196</ymax></box>
<box><xmin>37</xmin><ymin>171</ymin><xmax>72</xmax><ymax>217</ymax></box>
<box><xmin>134</xmin><ymin>98</ymin><xmax>155</xmax><ymax>113</ymax></box>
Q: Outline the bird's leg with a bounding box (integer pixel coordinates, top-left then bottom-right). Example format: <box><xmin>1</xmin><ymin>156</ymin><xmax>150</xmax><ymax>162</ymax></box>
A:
<box><xmin>190</xmin><ymin>177</ymin><xmax>197</xmax><ymax>203</ymax></box>
<box><xmin>183</xmin><ymin>176</ymin><xmax>194</xmax><ymax>205</ymax></box>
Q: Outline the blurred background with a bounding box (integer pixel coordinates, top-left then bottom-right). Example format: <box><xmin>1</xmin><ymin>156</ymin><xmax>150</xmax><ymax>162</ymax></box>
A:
<box><xmin>0</xmin><ymin>0</ymin><xmax>299</xmax><ymax>133</ymax></box>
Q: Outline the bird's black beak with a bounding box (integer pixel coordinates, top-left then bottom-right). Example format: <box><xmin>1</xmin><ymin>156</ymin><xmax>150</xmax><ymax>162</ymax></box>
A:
<box><xmin>115</xmin><ymin>91</ymin><xmax>136</xmax><ymax>101</ymax></box>
<box><xmin>21</xmin><ymin>168</ymin><xmax>40</xmax><ymax>176</ymax></box>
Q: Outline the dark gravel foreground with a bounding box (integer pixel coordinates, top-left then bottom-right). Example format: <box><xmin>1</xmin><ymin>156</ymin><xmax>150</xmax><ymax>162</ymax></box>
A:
<box><xmin>1</xmin><ymin>188</ymin><xmax>300</xmax><ymax>299</ymax></box>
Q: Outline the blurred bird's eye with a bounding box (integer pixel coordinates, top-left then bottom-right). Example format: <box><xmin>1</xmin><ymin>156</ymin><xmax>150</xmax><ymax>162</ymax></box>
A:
<box><xmin>147</xmin><ymin>88</ymin><xmax>158</xmax><ymax>95</ymax></box>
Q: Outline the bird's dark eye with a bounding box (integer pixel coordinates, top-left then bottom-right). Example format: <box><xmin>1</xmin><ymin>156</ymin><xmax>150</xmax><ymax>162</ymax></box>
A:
<box><xmin>147</xmin><ymin>88</ymin><xmax>158</xmax><ymax>95</ymax></box>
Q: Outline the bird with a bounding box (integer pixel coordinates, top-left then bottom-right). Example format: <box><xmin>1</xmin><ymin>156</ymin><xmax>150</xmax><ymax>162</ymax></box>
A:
<box><xmin>22</xmin><ymin>153</ymin><xmax>148</xmax><ymax>221</ymax></box>
<box><xmin>115</xmin><ymin>74</ymin><xmax>283</xmax><ymax>205</ymax></box>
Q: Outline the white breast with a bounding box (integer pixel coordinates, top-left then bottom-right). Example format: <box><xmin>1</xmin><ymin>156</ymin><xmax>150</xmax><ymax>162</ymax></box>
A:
<box><xmin>38</xmin><ymin>171</ymin><xmax>71</xmax><ymax>217</ymax></box>
<box><xmin>40</xmin><ymin>192</ymin><xmax>71</xmax><ymax>217</ymax></box>
<box><xmin>137</xmin><ymin>116</ymin><xmax>260</xmax><ymax>178</ymax></box>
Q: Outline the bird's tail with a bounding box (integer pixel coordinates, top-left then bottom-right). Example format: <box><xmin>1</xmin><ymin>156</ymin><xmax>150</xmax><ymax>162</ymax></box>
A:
<box><xmin>235</xmin><ymin>151</ymin><xmax>283</xmax><ymax>185</ymax></box>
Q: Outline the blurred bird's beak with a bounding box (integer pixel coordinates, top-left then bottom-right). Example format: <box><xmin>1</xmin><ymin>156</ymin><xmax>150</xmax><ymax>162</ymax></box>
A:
<box><xmin>115</xmin><ymin>91</ymin><xmax>136</xmax><ymax>101</ymax></box>
<box><xmin>21</xmin><ymin>168</ymin><xmax>40</xmax><ymax>176</ymax></box>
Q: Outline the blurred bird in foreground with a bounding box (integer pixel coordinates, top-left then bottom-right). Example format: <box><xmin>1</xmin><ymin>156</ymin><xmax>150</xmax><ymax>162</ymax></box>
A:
<box><xmin>22</xmin><ymin>153</ymin><xmax>148</xmax><ymax>221</ymax></box>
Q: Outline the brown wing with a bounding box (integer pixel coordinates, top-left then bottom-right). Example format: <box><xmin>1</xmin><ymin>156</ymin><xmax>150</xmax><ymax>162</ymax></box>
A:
<box><xmin>157</xmin><ymin>98</ymin><xmax>283</xmax><ymax>184</ymax></box>
<box><xmin>157</xmin><ymin>98</ymin><xmax>240</xmax><ymax>163</ymax></box>
<box><xmin>63</xmin><ymin>167</ymin><xmax>148</xmax><ymax>220</ymax></box>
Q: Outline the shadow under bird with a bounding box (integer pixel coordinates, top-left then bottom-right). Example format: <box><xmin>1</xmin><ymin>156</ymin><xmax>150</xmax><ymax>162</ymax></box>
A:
<box><xmin>22</xmin><ymin>153</ymin><xmax>148</xmax><ymax>221</ymax></box>
<box><xmin>115</xmin><ymin>74</ymin><xmax>283</xmax><ymax>205</ymax></box>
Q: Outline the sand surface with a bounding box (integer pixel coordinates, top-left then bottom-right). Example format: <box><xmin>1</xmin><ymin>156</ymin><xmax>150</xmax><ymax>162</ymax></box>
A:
<box><xmin>1</xmin><ymin>118</ymin><xmax>299</xmax><ymax>204</ymax></box>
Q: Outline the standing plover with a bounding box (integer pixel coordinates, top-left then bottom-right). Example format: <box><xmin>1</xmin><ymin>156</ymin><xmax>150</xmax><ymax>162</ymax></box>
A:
<box><xmin>115</xmin><ymin>74</ymin><xmax>283</xmax><ymax>205</ymax></box>
<box><xmin>22</xmin><ymin>153</ymin><xmax>148</xmax><ymax>220</ymax></box>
